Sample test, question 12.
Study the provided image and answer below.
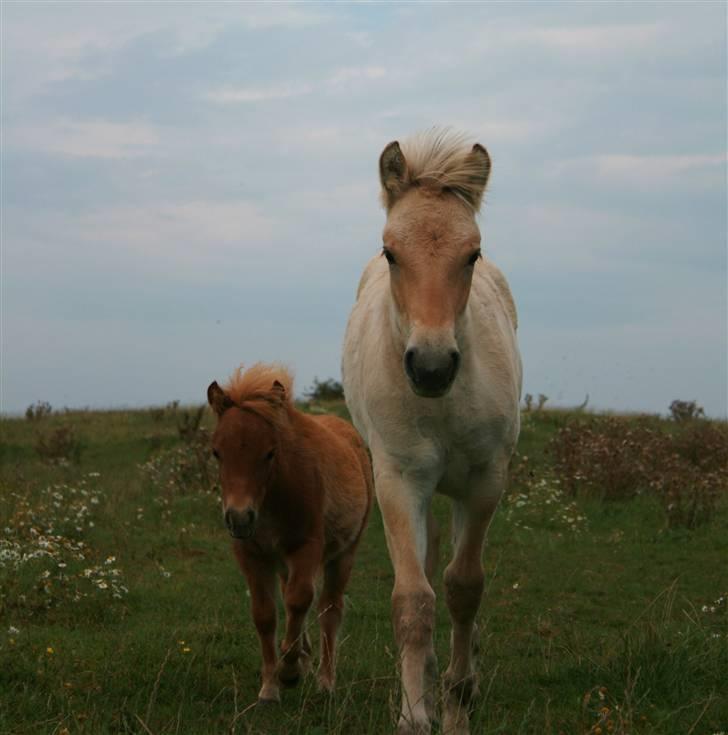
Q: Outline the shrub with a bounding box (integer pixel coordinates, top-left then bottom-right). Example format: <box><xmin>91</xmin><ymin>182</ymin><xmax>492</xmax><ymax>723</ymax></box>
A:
<box><xmin>25</xmin><ymin>401</ymin><xmax>52</xmax><ymax>421</ymax></box>
<box><xmin>35</xmin><ymin>426</ymin><xmax>83</xmax><ymax>464</ymax></box>
<box><xmin>549</xmin><ymin>417</ymin><xmax>728</xmax><ymax>528</ymax></box>
<box><xmin>669</xmin><ymin>399</ymin><xmax>705</xmax><ymax>422</ymax></box>
<box><xmin>176</xmin><ymin>405</ymin><xmax>205</xmax><ymax>442</ymax></box>
<box><xmin>305</xmin><ymin>377</ymin><xmax>344</xmax><ymax>402</ymax></box>
<box><xmin>140</xmin><ymin>430</ymin><xmax>218</xmax><ymax>496</ymax></box>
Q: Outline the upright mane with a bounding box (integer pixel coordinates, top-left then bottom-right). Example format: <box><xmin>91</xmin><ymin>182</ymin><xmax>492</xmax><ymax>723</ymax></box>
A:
<box><xmin>382</xmin><ymin>127</ymin><xmax>489</xmax><ymax>213</ymax></box>
<box><xmin>224</xmin><ymin>363</ymin><xmax>294</xmax><ymax>427</ymax></box>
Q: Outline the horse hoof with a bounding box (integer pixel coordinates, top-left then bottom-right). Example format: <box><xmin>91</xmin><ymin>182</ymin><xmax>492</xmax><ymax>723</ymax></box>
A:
<box><xmin>397</xmin><ymin>716</ymin><xmax>431</xmax><ymax>735</ymax></box>
<box><xmin>317</xmin><ymin>673</ymin><xmax>335</xmax><ymax>693</ymax></box>
<box><xmin>441</xmin><ymin>704</ymin><xmax>470</xmax><ymax>735</ymax></box>
<box><xmin>278</xmin><ymin>667</ymin><xmax>302</xmax><ymax>688</ymax></box>
<box><xmin>257</xmin><ymin>684</ymin><xmax>280</xmax><ymax>705</ymax></box>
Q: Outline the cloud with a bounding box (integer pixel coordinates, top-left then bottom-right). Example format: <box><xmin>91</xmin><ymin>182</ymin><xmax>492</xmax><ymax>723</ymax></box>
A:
<box><xmin>508</xmin><ymin>22</ymin><xmax>665</xmax><ymax>51</ymax></box>
<box><xmin>9</xmin><ymin>119</ymin><xmax>160</xmax><ymax>159</ymax></box>
<box><xmin>206</xmin><ymin>66</ymin><xmax>388</xmax><ymax>105</ymax></box>
<box><xmin>551</xmin><ymin>153</ymin><xmax>727</xmax><ymax>191</ymax></box>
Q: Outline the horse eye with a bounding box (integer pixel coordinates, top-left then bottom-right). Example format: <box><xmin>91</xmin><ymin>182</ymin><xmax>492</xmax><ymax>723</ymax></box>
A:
<box><xmin>265</xmin><ymin>449</ymin><xmax>275</xmax><ymax>461</ymax></box>
<box><xmin>212</xmin><ymin>449</ymin><xmax>220</xmax><ymax>460</ymax></box>
<box><xmin>466</xmin><ymin>250</ymin><xmax>481</xmax><ymax>267</ymax></box>
<box><xmin>382</xmin><ymin>248</ymin><xmax>397</xmax><ymax>266</ymax></box>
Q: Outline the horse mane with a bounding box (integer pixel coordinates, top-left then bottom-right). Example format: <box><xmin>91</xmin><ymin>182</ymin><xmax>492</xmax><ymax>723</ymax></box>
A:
<box><xmin>385</xmin><ymin>127</ymin><xmax>486</xmax><ymax>212</ymax></box>
<box><xmin>224</xmin><ymin>363</ymin><xmax>294</xmax><ymax>428</ymax></box>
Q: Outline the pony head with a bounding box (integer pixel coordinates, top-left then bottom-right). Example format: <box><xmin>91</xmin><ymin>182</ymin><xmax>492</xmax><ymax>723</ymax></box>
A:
<box><xmin>206</xmin><ymin>364</ymin><xmax>292</xmax><ymax>539</ymax></box>
<box><xmin>379</xmin><ymin>128</ymin><xmax>491</xmax><ymax>398</ymax></box>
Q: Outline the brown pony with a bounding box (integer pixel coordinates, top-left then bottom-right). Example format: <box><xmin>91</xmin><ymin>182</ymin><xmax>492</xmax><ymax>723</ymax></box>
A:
<box><xmin>207</xmin><ymin>364</ymin><xmax>372</xmax><ymax>703</ymax></box>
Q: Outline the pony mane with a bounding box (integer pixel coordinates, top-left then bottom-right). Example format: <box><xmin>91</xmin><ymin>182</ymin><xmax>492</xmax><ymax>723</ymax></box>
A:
<box><xmin>224</xmin><ymin>363</ymin><xmax>294</xmax><ymax>427</ymax></box>
<box><xmin>385</xmin><ymin>127</ymin><xmax>487</xmax><ymax>212</ymax></box>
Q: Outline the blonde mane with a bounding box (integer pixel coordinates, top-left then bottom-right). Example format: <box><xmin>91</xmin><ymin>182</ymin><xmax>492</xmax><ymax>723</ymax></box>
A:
<box><xmin>224</xmin><ymin>363</ymin><xmax>294</xmax><ymax>426</ymax></box>
<box><xmin>383</xmin><ymin>127</ymin><xmax>488</xmax><ymax>212</ymax></box>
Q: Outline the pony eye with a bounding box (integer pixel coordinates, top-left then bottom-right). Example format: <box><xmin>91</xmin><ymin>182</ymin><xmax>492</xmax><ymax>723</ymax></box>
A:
<box><xmin>466</xmin><ymin>250</ymin><xmax>481</xmax><ymax>267</ymax></box>
<box><xmin>382</xmin><ymin>248</ymin><xmax>397</xmax><ymax>266</ymax></box>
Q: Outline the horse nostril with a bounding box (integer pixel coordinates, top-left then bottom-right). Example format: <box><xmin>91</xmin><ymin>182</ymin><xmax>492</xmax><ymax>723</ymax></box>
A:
<box><xmin>224</xmin><ymin>509</ymin><xmax>233</xmax><ymax>530</ymax></box>
<box><xmin>404</xmin><ymin>348</ymin><xmax>417</xmax><ymax>379</ymax></box>
<box><xmin>450</xmin><ymin>350</ymin><xmax>460</xmax><ymax>373</ymax></box>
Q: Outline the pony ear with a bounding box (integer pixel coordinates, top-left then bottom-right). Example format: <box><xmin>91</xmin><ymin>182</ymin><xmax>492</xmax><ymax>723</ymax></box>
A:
<box><xmin>379</xmin><ymin>141</ymin><xmax>409</xmax><ymax>209</ymax></box>
<box><xmin>271</xmin><ymin>380</ymin><xmax>286</xmax><ymax>401</ymax></box>
<box><xmin>462</xmin><ymin>143</ymin><xmax>491</xmax><ymax>211</ymax></box>
<box><xmin>207</xmin><ymin>381</ymin><xmax>233</xmax><ymax>416</ymax></box>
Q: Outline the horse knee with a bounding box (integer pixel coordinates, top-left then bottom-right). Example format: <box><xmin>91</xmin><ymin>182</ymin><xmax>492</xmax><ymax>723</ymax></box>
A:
<box><xmin>443</xmin><ymin>567</ymin><xmax>484</xmax><ymax>625</ymax></box>
<box><xmin>392</xmin><ymin>587</ymin><xmax>435</xmax><ymax>648</ymax></box>
<box><xmin>285</xmin><ymin>582</ymin><xmax>314</xmax><ymax>618</ymax></box>
<box><xmin>251</xmin><ymin>599</ymin><xmax>277</xmax><ymax>636</ymax></box>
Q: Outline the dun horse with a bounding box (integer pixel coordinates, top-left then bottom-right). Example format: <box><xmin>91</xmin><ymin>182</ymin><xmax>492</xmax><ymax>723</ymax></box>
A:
<box><xmin>343</xmin><ymin>129</ymin><xmax>522</xmax><ymax>734</ymax></box>
<box><xmin>207</xmin><ymin>364</ymin><xmax>372</xmax><ymax>703</ymax></box>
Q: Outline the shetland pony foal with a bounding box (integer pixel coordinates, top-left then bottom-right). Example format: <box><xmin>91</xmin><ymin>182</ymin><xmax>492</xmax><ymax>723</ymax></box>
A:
<box><xmin>343</xmin><ymin>130</ymin><xmax>522</xmax><ymax>734</ymax></box>
<box><xmin>207</xmin><ymin>365</ymin><xmax>372</xmax><ymax>703</ymax></box>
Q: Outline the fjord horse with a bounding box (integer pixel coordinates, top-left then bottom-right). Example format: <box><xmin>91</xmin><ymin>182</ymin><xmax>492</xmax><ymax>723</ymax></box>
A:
<box><xmin>207</xmin><ymin>364</ymin><xmax>372</xmax><ymax>702</ymax></box>
<box><xmin>343</xmin><ymin>130</ymin><xmax>522</xmax><ymax>734</ymax></box>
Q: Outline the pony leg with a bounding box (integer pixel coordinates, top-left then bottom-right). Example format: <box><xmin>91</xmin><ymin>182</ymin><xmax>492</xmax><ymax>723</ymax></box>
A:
<box><xmin>317</xmin><ymin>551</ymin><xmax>355</xmax><ymax>692</ymax></box>
<box><xmin>376</xmin><ymin>466</ymin><xmax>436</xmax><ymax>735</ymax></box>
<box><xmin>442</xmin><ymin>464</ymin><xmax>506</xmax><ymax>735</ymax></box>
<box><xmin>279</xmin><ymin>571</ymin><xmax>312</xmax><ymax>662</ymax></box>
<box><xmin>278</xmin><ymin>543</ymin><xmax>319</xmax><ymax>687</ymax></box>
<box><xmin>234</xmin><ymin>547</ymin><xmax>280</xmax><ymax>703</ymax></box>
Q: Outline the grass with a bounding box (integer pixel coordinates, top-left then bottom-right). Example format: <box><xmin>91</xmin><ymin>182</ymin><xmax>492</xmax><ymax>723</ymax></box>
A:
<box><xmin>0</xmin><ymin>405</ymin><xmax>726</xmax><ymax>734</ymax></box>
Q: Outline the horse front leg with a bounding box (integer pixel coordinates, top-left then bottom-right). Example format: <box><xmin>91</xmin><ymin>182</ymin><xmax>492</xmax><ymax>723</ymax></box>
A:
<box><xmin>278</xmin><ymin>543</ymin><xmax>320</xmax><ymax>687</ymax></box>
<box><xmin>234</xmin><ymin>544</ymin><xmax>280</xmax><ymax>703</ymax></box>
<box><xmin>442</xmin><ymin>461</ymin><xmax>506</xmax><ymax>735</ymax></box>
<box><xmin>376</xmin><ymin>463</ymin><xmax>437</xmax><ymax>735</ymax></box>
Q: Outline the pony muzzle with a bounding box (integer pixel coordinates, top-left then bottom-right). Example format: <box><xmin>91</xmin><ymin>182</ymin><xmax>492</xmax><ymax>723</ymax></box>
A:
<box><xmin>404</xmin><ymin>344</ymin><xmax>460</xmax><ymax>398</ymax></box>
<box><xmin>224</xmin><ymin>507</ymin><xmax>258</xmax><ymax>539</ymax></box>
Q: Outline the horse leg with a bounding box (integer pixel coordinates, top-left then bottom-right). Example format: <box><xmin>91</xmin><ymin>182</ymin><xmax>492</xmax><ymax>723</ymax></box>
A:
<box><xmin>442</xmin><ymin>463</ymin><xmax>505</xmax><ymax>735</ymax></box>
<box><xmin>317</xmin><ymin>550</ymin><xmax>355</xmax><ymax>692</ymax></box>
<box><xmin>234</xmin><ymin>546</ymin><xmax>280</xmax><ymax>703</ymax></box>
<box><xmin>376</xmin><ymin>464</ymin><xmax>437</xmax><ymax>735</ymax></box>
<box><xmin>278</xmin><ymin>543</ymin><xmax>319</xmax><ymax>687</ymax></box>
<box><xmin>423</xmin><ymin>509</ymin><xmax>441</xmax><ymax>722</ymax></box>
<box><xmin>279</xmin><ymin>570</ymin><xmax>312</xmax><ymax>663</ymax></box>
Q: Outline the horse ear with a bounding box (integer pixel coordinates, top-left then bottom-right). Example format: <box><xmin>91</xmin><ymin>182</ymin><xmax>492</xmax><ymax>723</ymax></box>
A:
<box><xmin>463</xmin><ymin>143</ymin><xmax>491</xmax><ymax>210</ymax></box>
<box><xmin>271</xmin><ymin>380</ymin><xmax>286</xmax><ymax>401</ymax></box>
<box><xmin>207</xmin><ymin>381</ymin><xmax>233</xmax><ymax>416</ymax></box>
<box><xmin>379</xmin><ymin>141</ymin><xmax>409</xmax><ymax>209</ymax></box>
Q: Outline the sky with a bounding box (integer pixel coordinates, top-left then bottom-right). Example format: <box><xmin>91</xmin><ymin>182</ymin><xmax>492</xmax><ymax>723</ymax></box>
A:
<box><xmin>1</xmin><ymin>1</ymin><xmax>726</xmax><ymax>417</ymax></box>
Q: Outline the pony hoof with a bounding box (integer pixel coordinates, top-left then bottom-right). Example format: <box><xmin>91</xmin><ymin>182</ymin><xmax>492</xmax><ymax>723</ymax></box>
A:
<box><xmin>278</xmin><ymin>666</ymin><xmax>302</xmax><ymax>688</ymax></box>
<box><xmin>257</xmin><ymin>684</ymin><xmax>280</xmax><ymax>705</ymax></box>
<box><xmin>317</xmin><ymin>673</ymin><xmax>335</xmax><ymax>693</ymax></box>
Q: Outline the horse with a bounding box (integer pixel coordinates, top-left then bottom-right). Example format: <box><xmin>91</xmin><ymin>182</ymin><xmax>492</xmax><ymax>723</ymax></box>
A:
<box><xmin>207</xmin><ymin>364</ymin><xmax>373</xmax><ymax>703</ymax></box>
<box><xmin>342</xmin><ymin>129</ymin><xmax>522</xmax><ymax>735</ymax></box>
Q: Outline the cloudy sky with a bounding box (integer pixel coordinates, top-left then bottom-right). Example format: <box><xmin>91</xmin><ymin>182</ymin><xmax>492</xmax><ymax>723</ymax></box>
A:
<box><xmin>1</xmin><ymin>1</ymin><xmax>726</xmax><ymax>416</ymax></box>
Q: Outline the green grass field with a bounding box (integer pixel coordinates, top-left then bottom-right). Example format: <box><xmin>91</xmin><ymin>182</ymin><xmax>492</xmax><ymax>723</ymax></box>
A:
<box><xmin>1</xmin><ymin>404</ymin><xmax>726</xmax><ymax>734</ymax></box>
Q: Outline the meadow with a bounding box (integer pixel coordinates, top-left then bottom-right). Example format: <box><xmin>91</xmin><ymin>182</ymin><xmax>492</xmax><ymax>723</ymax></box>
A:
<box><xmin>1</xmin><ymin>400</ymin><xmax>726</xmax><ymax>735</ymax></box>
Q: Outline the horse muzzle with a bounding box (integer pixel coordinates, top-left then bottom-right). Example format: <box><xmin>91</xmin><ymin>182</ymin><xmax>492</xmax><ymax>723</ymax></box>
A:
<box><xmin>404</xmin><ymin>345</ymin><xmax>460</xmax><ymax>398</ymax></box>
<box><xmin>224</xmin><ymin>507</ymin><xmax>258</xmax><ymax>540</ymax></box>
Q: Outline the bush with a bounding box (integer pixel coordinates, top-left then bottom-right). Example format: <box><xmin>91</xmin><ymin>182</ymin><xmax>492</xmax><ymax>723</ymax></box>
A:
<box><xmin>549</xmin><ymin>417</ymin><xmax>728</xmax><ymax>528</ymax></box>
<box><xmin>304</xmin><ymin>377</ymin><xmax>344</xmax><ymax>402</ymax></box>
<box><xmin>25</xmin><ymin>401</ymin><xmax>52</xmax><ymax>421</ymax></box>
<box><xmin>35</xmin><ymin>426</ymin><xmax>83</xmax><ymax>464</ymax></box>
<box><xmin>140</xmin><ymin>429</ymin><xmax>218</xmax><ymax>496</ymax></box>
<box><xmin>669</xmin><ymin>399</ymin><xmax>705</xmax><ymax>422</ymax></box>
